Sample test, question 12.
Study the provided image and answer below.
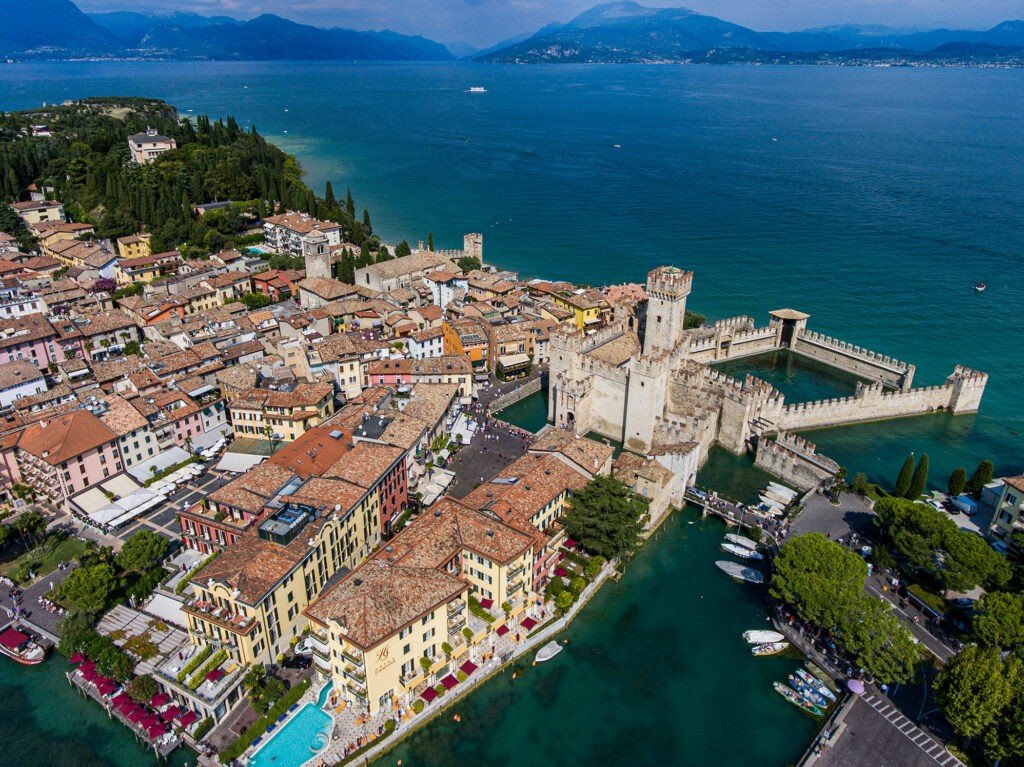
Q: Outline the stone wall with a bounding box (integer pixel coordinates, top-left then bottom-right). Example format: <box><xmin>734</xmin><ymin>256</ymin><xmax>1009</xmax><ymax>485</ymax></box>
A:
<box><xmin>754</xmin><ymin>432</ymin><xmax>840</xmax><ymax>491</ymax></box>
<box><xmin>490</xmin><ymin>375</ymin><xmax>543</xmax><ymax>412</ymax></box>
<box><xmin>791</xmin><ymin>329</ymin><xmax>914</xmax><ymax>390</ymax></box>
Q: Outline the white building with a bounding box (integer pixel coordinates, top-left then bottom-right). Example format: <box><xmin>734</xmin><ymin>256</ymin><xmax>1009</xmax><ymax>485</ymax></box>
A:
<box><xmin>262</xmin><ymin>212</ymin><xmax>341</xmax><ymax>257</ymax></box>
<box><xmin>128</xmin><ymin>129</ymin><xmax>177</xmax><ymax>164</ymax></box>
<box><xmin>422</xmin><ymin>270</ymin><xmax>468</xmax><ymax>310</ymax></box>
<box><xmin>406</xmin><ymin>326</ymin><xmax>444</xmax><ymax>360</ymax></box>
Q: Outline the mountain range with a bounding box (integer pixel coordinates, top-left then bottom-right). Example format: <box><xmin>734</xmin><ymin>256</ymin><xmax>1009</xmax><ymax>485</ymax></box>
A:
<box><xmin>0</xmin><ymin>0</ymin><xmax>453</xmax><ymax>61</ymax></box>
<box><xmin>476</xmin><ymin>1</ymin><xmax>1024</xmax><ymax>64</ymax></box>
<box><xmin>0</xmin><ymin>0</ymin><xmax>1021</xmax><ymax>66</ymax></box>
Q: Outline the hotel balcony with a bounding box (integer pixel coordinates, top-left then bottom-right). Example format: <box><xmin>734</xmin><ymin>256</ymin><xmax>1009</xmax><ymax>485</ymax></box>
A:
<box><xmin>508</xmin><ymin>564</ymin><xmax>526</xmax><ymax>580</ymax></box>
<box><xmin>343</xmin><ymin>665</ymin><xmax>366</xmax><ymax>683</ymax></box>
<box><xmin>448</xmin><ymin>614</ymin><xmax>466</xmax><ymax>632</ymax></box>
<box><xmin>447</xmin><ymin>600</ymin><xmax>466</xmax><ymax>616</ymax></box>
<box><xmin>312</xmin><ymin>653</ymin><xmax>331</xmax><ymax>673</ymax></box>
<box><xmin>346</xmin><ymin>678</ymin><xmax>367</xmax><ymax>698</ymax></box>
<box><xmin>340</xmin><ymin>649</ymin><xmax>364</xmax><ymax>668</ymax></box>
<box><xmin>184</xmin><ymin>599</ymin><xmax>257</xmax><ymax>635</ymax></box>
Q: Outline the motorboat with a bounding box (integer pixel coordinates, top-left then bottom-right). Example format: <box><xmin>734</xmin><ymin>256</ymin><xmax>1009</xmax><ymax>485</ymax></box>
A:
<box><xmin>715</xmin><ymin>561</ymin><xmax>764</xmax><ymax>584</ymax></box>
<box><xmin>788</xmin><ymin>674</ymin><xmax>830</xmax><ymax>709</ymax></box>
<box><xmin>796</xmin><ymin>668</ymin><xmax>837</xmax><ymax>702</ymax></box>
<box><xmin>467</xmin><ymin>86</ymin><xmax>488</xmax><ymax>93</ymax></box>
<box><xmin>975</xmin><ymin>282</ymin><xmax>986</xmax><ymax>292</ymax></box>
<box><xmin>743</xmin><ymin>630</ymin><xmax>785</xmax><ymax>645</ymax></box>
<box><xmin>0</xmin><ymin>627</ymin><xmax>47</xmax><ymax>665</ymax></box>
<box><xmin>721</xmin><ymin>542</ymin><xmax>764</xmax><ymax>560</ymax></box>
<box><xmin>535</xmin><ymin>640</ymin><xmax>563</xmax><ymax>663</ymax></box>
<box><xmin>752</xmin><ymin>642</ymin><xmax>789</xmax><ymax>656</ymax></box>
<box><xmin>774</xmin><ymin>682</ymin><xmax>824</xmax><ymax>716</ymax></box>
<box><xmin>767</xmin><ymin>482</ymin><xmax>797</xmax><ymax>499</ymax></box>
<box><xmin>724</xmin><ymin>533</ymin><xmax>758</xmax><ymax>551</ymax></box>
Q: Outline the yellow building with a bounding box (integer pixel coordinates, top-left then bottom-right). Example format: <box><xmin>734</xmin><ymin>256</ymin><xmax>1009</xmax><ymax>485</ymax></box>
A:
<box><xmin>116</xmin><ymin>233</ymin><xmax>152</xmax><ymax>260</ymax></box>
<box><xmin>442</xmin><ymin>319</ymin><xmax>488</xmax><ymax>368</ymax></box>
<box><xmin>115</xmin><ymin>256</ymin><xmax>161</xmax><ymax>286</ymax></box>
<box><xmin>550</xmin><ymin>289</ymin><xmax>608</xmax><ymax>331</ymax></box>
<box><xmin>184</xmin><ymin>476</ymin><xmax>382</xmax><ymax>666</ymax></box>
<box><xmin>305</xmin><ymin>497</ymin><xmax>535</xmax><ymax>713</ymax></box>
<box><xmin>228</xmin><ymin>383</ymin><xmax>336</xmax><ymax>443</ymax></box>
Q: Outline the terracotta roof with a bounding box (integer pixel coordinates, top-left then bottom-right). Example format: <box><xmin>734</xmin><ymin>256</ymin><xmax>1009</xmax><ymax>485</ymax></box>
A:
<box><xmin>264</xmin><ymin>212</ymin><xmax>340</xmax><ymax>235</ymax></box>
<box><xmin>269</xmin><ymin>425</ymin><xmax>354</xmax><ymax>479</ymax></box>
<box><xmin>0</xmin><ymin>359</ymin><xmax>43</xmax><ymax>391</ymax></box>
<box><xmin>208</xmin><ymin>462</ymin><xmax>297</xmax><ymax>514</ymax></box>
<box><xmin>322</xmin><ymin>442</ymin><xmax>404</xmax><ymax>489</ymax></box>
<box><xmin>529</xmin><ymin>431</ymin><xmax>615</xmax><ymax>477</ymax></box>
<box><xmin>361</xmin><ymin>251</ymin><xmax>457</xmax><ymax>281</ymax></box>
<box><xmin>1004</xmin><ymin>476</ymin><xmax>1024</xmax><ymax>494</ymax></box>
<box><xmin>17</xmin><ymin>410</ymin><xmax>116</xmax><ymax>465</ymax></box>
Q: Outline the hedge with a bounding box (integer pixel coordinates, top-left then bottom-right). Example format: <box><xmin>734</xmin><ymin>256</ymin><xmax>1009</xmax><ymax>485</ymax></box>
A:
<box><xmin>188</xmin><ymin>648</ymin><xmax>228</xmax><ymax>690</ymax></box>
<box><xmin>334</xmin><ymin>723</ymin><xmax>395</xmax><ymax>766</ymax></box>
<box><xmin>219</xmin><ymin>678</ymin><xmax>311</xmax><ymax>763</ymax></box>
<box><xmin>468</xmin><ymin>596</ymin><xmax>495</xmax><ymax>623</ymax></box>
<box><xmin>175</xmin><ymin>552</ymin><xmax>219</xmax><ymax>595</ymax></box>
<box><xmin>907</xmin><ymin>583</ymin><xmax>947</xmax><ymax>615</ymax></box>
<box><xmin>176</xmin><ymin>645</ymin><xmax>212</xmax><ymax>683</ymax></box>
<box><xmin>193</xmin><ymin>717</ymin><xmax>214</xmax><ymax>741</ymax></box>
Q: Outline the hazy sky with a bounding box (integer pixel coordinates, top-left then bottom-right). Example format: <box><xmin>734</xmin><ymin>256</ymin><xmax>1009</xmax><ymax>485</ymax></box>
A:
<box><xmin>76</xmin><ymin>0</ymin><xmax>1024</xmax><ymax>48</ymax></box>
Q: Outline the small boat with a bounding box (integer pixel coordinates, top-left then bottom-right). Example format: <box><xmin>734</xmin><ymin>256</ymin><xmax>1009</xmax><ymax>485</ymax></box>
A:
<box><xmin>768</xmin><ymin>482</ymin><xmax>797</xmax><ymax>499</ymax></box>
<box><xmin>762</xmin><ymin>489</ymin><xmax>792</xmax><ymax>506</ymax></box>
<box><xmin>721</xmin><ymin>542</ymin><xmax>764</xmax><ymax>560</ymax></box>
<box><xmin>725</xmin><ymin>533</ymin><xmax>758</xmax><ymax>551</ymax></box>
<box><xmin>743</xmin><ymin>630</ymin><xmax>785</xmax><ymax>645</ymax></box>
<box><xmin>774</xmin><ymin>682</ymin><xmax>824</xmax><ymax>716</ymax></box>
<box><xmin>759</xmin><ymin>495</ymin><xmax>786</xmax><ymax>512</ymax></box>
<box><xmin>796</xmin><ymin>668</ymin><xmax>837</xmax><ymax>702</ymax></box>
<box><xmin>752</xmin><ymin>642</ymin><xmax>789</xmax><ymax>656</ymax></box>
<box><xmin>467</xmin><ymin>86</ymin><xmax>488</xmax><ymax>93</ymax></box>
<box><xmin>535</xmin><ymin>640</ymin><xmax>563</xmax><ymax>663</ymax></box>
<box><xmin>715</xmin><ymin>561</ymin><xmax>764</xmax><ymax>584</ymax></box>
<box><xmin>0</xmin><ymin>627</ymin><xmax>47</xmax><ymax>665</ymax></box>
<box><xmin>788</xmin><ymin>674</ymin><xmax>830</xmax><ymax>708</ymax></box>
<box><xmin>974</xmin><ymin>282</ymin><xmax>986</xmax><ymax>292</ymax></box>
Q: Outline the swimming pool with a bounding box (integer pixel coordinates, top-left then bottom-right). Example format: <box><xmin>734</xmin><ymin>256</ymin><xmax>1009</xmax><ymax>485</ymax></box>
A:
<box><xmin>248</xmin><ymin>683</ymin><xmax>333</xmax><ymax>767</ymax></box>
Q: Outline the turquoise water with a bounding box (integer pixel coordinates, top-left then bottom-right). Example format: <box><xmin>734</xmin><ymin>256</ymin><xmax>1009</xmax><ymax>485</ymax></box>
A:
<box><xmin>385</xmin><ymin>508</ymin><xmax>817</xmax><ymax>767</ymax></box>
<box><xmin>1</xmin><ymin>61</ymin><xmax>1023</xmax><ymax>766</ymax></box>
<box><xmin>495</xmin><ymin>388</ymin><xmax>549</xmax><ymax>433</ymax></box>
<box><xmin>713</xmin><ymin>350</ymin><xmax>866</xmax><ymax>404</ymax></box>
<box><xmin>249</xmin><ymin>687</ymin><xmax>334</xmax><ymax>767</ymax></box>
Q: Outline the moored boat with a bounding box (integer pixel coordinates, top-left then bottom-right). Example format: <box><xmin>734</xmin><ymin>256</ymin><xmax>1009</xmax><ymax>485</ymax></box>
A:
<box><xmin>796</xmin><ymin>668</ymin><xmax>837</xmax><ymax>702</ymax></box>
<box><xmin>752</xmin><ymin>641</ymin><xmax>789</xmax><ymax>656</ymax></box>
<box><xmin>788</xmin><ymin>674</ymin><xmax>830</xmax><ymax>708</ymax></box>
<box><xmin>724</xmin><ymin>533</ymin><xmax>759</xmax><ymax>551</ymax></box>
<box><xmin>774</xmin><ymin>682</ymin><xmax>824</xmax><ymax>716</ymax></box>
<box><xmin>0</xmin><ymin>626</ymin><xmax>47</xmax><ymax>665</ymax></box>
<box><xmin>715</xmin><ymin>560</ymin><xmax>764</xmax><ymax>584</ymax></box>
<box><xmin>721</xmin><ymin>542</ymin><xmax>764</xmax><ymax>560</ymax></box>
<box><xmin>743</xmin><ymin>630</ymin><xmax>785</xmax><ymax>645</ymax></box>
<box><xmin>535</xmin><ymin>640</ymin><xmax>563</xmax><ymax>663</ymax></box>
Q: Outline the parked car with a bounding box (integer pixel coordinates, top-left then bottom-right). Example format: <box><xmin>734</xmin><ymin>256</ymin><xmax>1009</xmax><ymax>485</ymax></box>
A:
<box><xmin>283</xmin><ymin>655</ymin><xmax>311</xmax><ymax>669</ymax></box>
<box><xmin>926</xmin><ymin>499</ymin><xmax>944</xmax><ymax>511</ymax></box>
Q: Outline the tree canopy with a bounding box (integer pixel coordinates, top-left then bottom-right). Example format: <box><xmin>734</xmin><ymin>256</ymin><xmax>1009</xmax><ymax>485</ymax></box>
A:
<box><xmin>54</xmin><ymin>563</ymin><xmax>118</xmax><ymax>615</ymax></box>
<box><xmin>894</xmin><ymin>454</ymin><xmax>915</xmax><ymax>498</ymax></box>
<box><xmin>562</xmin><ymin>475</ymin><xmax>647</xmax><ymax>560</ymax></box>
<box><xmin>935</xmin><ymin>645</ymin><xmax>1017</xmax><ymax>739</ymax></box>
<box><xmin>972</xmin><ymin>591</ymin><xmax>1024</xmax><ymax>651</ymax></box>
<box><xmin>115</xmin><ymin>530</ymin><xmax>168</xmax><ymax>575</ymax></box>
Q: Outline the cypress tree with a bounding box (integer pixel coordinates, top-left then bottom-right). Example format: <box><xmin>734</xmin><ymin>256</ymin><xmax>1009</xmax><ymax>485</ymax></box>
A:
<box><xmin>362</xmin><ymin>209</ymin><xmax>372</xmax><ymax>237</ymax></box>
<box><xmin>324</xmin><ymin>181</ymin><xmax>336</xmax><ymax>208</ymax></box>
<box><xmin>893</xmin><ymin>454</ymin><xmax>915</xmax><ymax>498</ymax></box>
<box><xmin>345</xmin><ymin>188</ymin><xmax>355</xmax><ymax>218</ymax></box>
<box><xmin>967</xmin><ymin>460</ymin><xmax>994</xmax><ymax>498</ymax></box>
<box><xmin>948</xmin><ymin>468</ymin><xmax>967</xmax><ymax>497</ymax></box>
<box><xmin>907</xmin><ymin>454</ymin><xmax>929</xmax><ymax>500</ymax></box>
<box><xmin>427</xmin><ymin>232</ymin><xmax>434</xmax><ymax>251</ymax></box>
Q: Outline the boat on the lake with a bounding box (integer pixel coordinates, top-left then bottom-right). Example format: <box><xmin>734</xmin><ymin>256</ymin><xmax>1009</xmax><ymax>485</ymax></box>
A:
<box><xmin>975</xmin><ymin>282</ymin><xmax>986</xmax><ymax>292</ymax></box>
<box><xmin>774</xmin><ymin>682</ymin><xmax>824</xmax><ymax>716</ymax></box>
<box><xmin>721</xmin><ymin>542</ymin><xmax>764</xmax><ymax>560</ymax></box>
<box><xmin>0</xmin><ymin>627</ymin><xmax>47</xmax><ymax>665</ymax></box>
<box><xmin>724</xmin><ymin>533</ymin><xmax>759</xmax><ymax>551</ymax></box>
<box><xmin>715</xmin><ymin>560</ymin><xmax>764</xmax><ymax>583</ymax></box>
<box><xmin>743</xmin><ymin>630</ymin><xmax>785</xmax><ymax>645</ymax></box>
<box><xmin>796</xmin><ymin>668</ymin><xmax>837</xmax><ymax>702</ymax></box>
<box><xmin>788</xmin><ymin>674</ymin><xmax>830</xmax><ymax>708</ymax></box>
<box><xmin>535</xmin><ymin>640</ymin><xmax>563</xmax><ymax>663</ymax></box>
<box><xmin>767</xmin><ymin>482</ymin><xmax>797</xmax><ymax>500</ymax></box>
<box><xmin>467</xmin><ymin>86</ymin><xmax>488</xmax><ymax>93</ymax></box>
<box><xmin>752</xmin><ymin>641</ymin><xmax>789</xmax><ymax>656</ymax></box>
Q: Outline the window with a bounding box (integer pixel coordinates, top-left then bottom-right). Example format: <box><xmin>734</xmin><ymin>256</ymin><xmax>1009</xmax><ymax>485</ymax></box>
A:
<box><xmin>403</xmin><ymin>643</ymin><xmax>411</xmax><ymax>655</ymax></box>
<box><xmin>422</xmin><ymin>628</ymin><xmax>435</xmax><ymax>642</ymax></box>
<box><xmin>399</xmin><ymin>626</ymin><xmax>411</xmax><ymax>639</ymax></box>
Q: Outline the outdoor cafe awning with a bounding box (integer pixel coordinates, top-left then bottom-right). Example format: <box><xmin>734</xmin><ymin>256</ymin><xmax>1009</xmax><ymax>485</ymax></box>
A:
<box><xmin>420</xmin><ymin>687</ymin><xmax>438</xmax><ymax>703</ymax></box>
<box><xmin>459</xmin><ymin>660</ymin><xmax>478</xmax><ymax>676</ymax></box>
<box><xmin>497</xmin><ymin>353</ymin><xmax>530</xmax><ymax>370</ymax></box>
<box><xmin>177</xmin><ymin>710</ymin><xmax>199</xmax><ymax>727</ymax></box>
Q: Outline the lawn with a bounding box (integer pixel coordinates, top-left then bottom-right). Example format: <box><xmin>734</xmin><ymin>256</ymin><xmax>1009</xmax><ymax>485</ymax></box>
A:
<box><xmin>0</xmin><ymin>534</ymin><xmax>88</xmax><ymax>583</ymax></box>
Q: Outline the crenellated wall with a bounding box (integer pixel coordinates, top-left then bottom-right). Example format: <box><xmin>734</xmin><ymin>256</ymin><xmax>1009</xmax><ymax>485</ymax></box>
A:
<box><xmin>792</xmin><ymin>329</ymin><xmax>914</xmax><ymax>390</ymax></box>
<box><xmin>754</xmin><ymin>432</ymin><xmax>840</xmax><ymax>491</ymax></box>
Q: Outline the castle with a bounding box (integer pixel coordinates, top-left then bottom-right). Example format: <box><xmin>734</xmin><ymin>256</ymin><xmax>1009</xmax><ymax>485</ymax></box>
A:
<box><xmin>549</xmin><ymin>266</ymin><xmax>987</xmax><ymax>488</ymax></box>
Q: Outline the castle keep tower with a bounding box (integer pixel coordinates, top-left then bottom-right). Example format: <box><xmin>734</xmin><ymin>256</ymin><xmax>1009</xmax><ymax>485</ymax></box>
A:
<box><xmin>643</xmin><ymin>266</ymin><xmax>692</xmax><ymax>356</ymax></box>
<box><xmin>463</xmin><ymin>233</ymin><xmax>483</xmax><ymax>263</ymax></box>
<box><xmin>302</xmin><ymin>230</ymin><xmax>331</xmax><ymax>279</ymax></box>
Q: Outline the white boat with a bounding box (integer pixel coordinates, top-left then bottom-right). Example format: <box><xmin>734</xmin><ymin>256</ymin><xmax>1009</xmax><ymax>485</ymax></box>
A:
<box><xmin>715</xmin><ymin>560</ymin><xmax>764</xmax><ymax>584</ymax></box>
<box><xmin>974</xmin><ymin>282</ymin><xmax>986</xmax><ymax>292</ymax></box>
<box><xmin>759</xmin><ymin>496</ymin><xmax>786</xmax><ymax>512</ymax></box>
<box><xmin>535</xmin><ymin>640</ymin><xmax>563</xmax><ymax>663</ymax></box>
<box><xmin>722</xmin><ymin>542</ymin><xmax>764</xmax><ymax>560</ymax></box>
<box><xmin>743</xmin><ymin>630</ymin><xmax>786</xmax><ymax>645</ymax></box>
<box><xmin>768</xmin><ymin>482</ymin><xmax>796</xmax><ymax>498</ymax></box>
<box><xmin>725</xmin><ymin>533</ymin><xmax>759</xmax><ymax>551</ymax></box>
<box><xmin>467</xmin><ymin>86</ymin><xmax>487</xmax><ymax>93</ymax></box>
<box><xmin>762</xmin><ymin>490</ymin><xmax>792</xmax><ymax>506</ymax></box>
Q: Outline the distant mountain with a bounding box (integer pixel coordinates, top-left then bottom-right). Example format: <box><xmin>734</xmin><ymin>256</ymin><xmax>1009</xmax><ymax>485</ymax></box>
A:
<box><xmin>2</xmin><ymin>0</ymin><xmax>452</xmax><ymax>61</ymax></box>
<box><xmin>0</xmin><ymin>0</ymin><xmax>119</xmax><ymax>56</ymax></box>
<box><xmin>477</xmin><ymin>1</ymin><xmax>1024</xmax><ymax>64</ymax></box>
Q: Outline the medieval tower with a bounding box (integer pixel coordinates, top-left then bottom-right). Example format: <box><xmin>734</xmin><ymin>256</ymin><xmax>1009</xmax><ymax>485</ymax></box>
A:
<box><xmin>302</xmin><ymin>230</ymin><xmax>332</xmax><ymax>279</ymax></box>
<box><xmin>643</xmin><ymin>266</ymin><xmax>692</xmax><ymax>356</ymax></box>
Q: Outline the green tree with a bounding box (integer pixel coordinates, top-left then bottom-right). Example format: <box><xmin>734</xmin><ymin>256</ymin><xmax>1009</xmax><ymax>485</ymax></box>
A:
<box><xmin>115</xmin><ymin>530</ymin><xmax>168</xmax><ymax>575</ymax></box>
<box><xmin>241</xmin><ymin>292</ymin><xmax>271</xmax><ymax>310</ymax></box>
<box><xmin>427</xmin><ymin>232</ymin><xmax>434</xmax><ymax>251</ymax></box>
<box><xmin>324</xmin><ymin>181</ymin><xmax>336</xmax><ymax>208</ymax></box>
<box><xmin>13</xmin><ymin>510</ymin><xmax>47</xmax><ymax>549</ymax></box>
<box><xmin>126</xmin><ymin>674</ymin><xmax>158</xmax><ymax>704</ymax></box>
<box><xmin>966</xmin><ymin>460</ymin><xmax>994</xmax><ymax>498</ymax></box>
<box><xmin>980</xmin><ymin>669</ymin><xmax>1024</xmax><ymax>763</ymax></box>
<box><xmin>948</xmin><ymin>467</ymin><xmax>967</xmax><ymax>497</ymax></box>
<box><xmin>555</xmin><ymin>591</ymin><xmax>575</xmax><ymax>613</ymax></box>
<box><xmin>907</xmin><ymin>454</ymin><xmax>929</xmax><ymax>499</ymax></box>
<box><xmin>96</xmin><ymin>643</ymin><xmax>134</xmax><ymax>682</ymax></box>
<box><xmin>55</xmin><ymin>563</ymin><xmax>118</xmax><ymax>615</ymax></box>
<box><xmin>562</xmin><ymin>476</ymin><xmax>647</xmax><ymax>560</ymax></box>
<box><xmin>935</xmin><ymin>645</ymin><xmax>1014</xmax><ymax>739</ymax></box>
<box><xmin>58</xmin><ymin>612</ymin><xmax>98</xmax><ymax>656</ymax></box>
<box><xmin>851</xmin><ymin>472</ymin><xmax>870</xmax><ymax>496</ymax></box>
<box><xmin>395</xmin><ymin>240</ymin><xmax>411</xmax><ymax>258</ymax></box>
<box><xmin>893</xmin><ymin>454</ymin><xmax>915</xmax><ymax>498</ymax></box>
<box><xmin>771</xmin><ymin>533</ymin><xmax>867</xmax><ymax>629</ymax></box>
<box><xmin>457</xmin><ymin>256</ymin><xmax>481</xmax><ymax>274</ymax></box>
<box><xmin>839</xmin><ymin>594</ymin><xmax>921</xmax><ymax>684</ymax></box>
<box><xmin>568</xmin><ymin>576</ymin><xmax>587</xmax><ymax>595</ymax></box>
<box><xmin>375</xmin><ymin>244</ymin><xmax>393</xmax><ymax>262</ymax></box>
<box><xmin>973</xmin><ymin>592</ymin><xmax>1024</xmax><ymax>651</ymax></box>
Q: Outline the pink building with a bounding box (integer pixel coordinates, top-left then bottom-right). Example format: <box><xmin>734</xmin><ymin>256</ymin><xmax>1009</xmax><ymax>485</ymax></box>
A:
<box><xmin>15</xmin><ymin>411</ymin><xmax>122</xmax><ymax>501</ymax></box>
<box><xmin>0</xmin><ymin>313</ymin><xmax>64</xmax><ymax>372</ymax></box>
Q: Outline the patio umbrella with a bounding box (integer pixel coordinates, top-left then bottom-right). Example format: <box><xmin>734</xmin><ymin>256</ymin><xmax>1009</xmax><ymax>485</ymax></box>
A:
<box><xmin>161</xmin><ymin>706</ymin><xmax>182</xmax><ymax>722</ymax></box>
<box><xmin>847</xmin><ymin>679</ymin><xmax>865</xmax><ymax>695</ymax></box>
<box><xmin>150</xmin><ymin>692</ymin><xmax>170</xmax><ymax>707</ymax></box>
<box><xmin>69</xmin><ymin>652</ymin><xmax>85</xmax><ymax>664</ymax></box>
<box><xmin>177</xmin><ymin>710</ymin><xmax>199</xmax><ymax>727</ymax></box>
<box><xmin>147</xmin><ymin>722</ymin><xmax>167</xmax><ymax>740</ymax></box>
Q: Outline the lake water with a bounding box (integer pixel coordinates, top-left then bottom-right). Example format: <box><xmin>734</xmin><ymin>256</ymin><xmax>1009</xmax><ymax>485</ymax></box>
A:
<box><xmin>1</xmin><ymin>60</ymin><xmax>1022</xmax><ymax>765</ymax></box>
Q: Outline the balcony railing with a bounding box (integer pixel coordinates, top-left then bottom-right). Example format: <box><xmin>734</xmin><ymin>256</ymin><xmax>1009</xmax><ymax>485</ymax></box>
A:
<box><xmin>447</xmin><ymin>601</ymin><xmax>466</xmax><ymax>615</ymax></box>
<box><xmin>340</xmin><ymin>650</ymin><xmax>363</xmax><ymax>668</ymax></box>
<box><xmin>346</xmin><ymin>678</ymin><xmax>367</xmax><ymax>696</ymax></box>
<box><xmin>343</xmin><ymin>665</ymin><xmax>366</xmax><ymax>683</ymax></box>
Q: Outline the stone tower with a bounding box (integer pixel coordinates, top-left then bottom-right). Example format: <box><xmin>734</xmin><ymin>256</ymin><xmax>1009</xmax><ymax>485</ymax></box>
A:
<box><xmin>302</xmin><ymin>230</ymin><xmax>331</xmax><ymax>279</ymax></box>
<box><xmin>463</xmin><ymin>233</ymin><xmax>483</xmax><ymax>264</ymax></box>
<box><xmin>643</xmin><ymin>266</ymin><xmax>692</xmax><ymax>356</ymax></box>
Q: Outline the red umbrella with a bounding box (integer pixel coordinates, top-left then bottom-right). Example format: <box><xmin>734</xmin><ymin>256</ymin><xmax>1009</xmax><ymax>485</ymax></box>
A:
<box><xmin>147</xmin><ymin>722</ymin><xmax>167</xmax><ymax>740</ymax></box>
<box><xmin>161</xmin><ymin>706</ymin><xmax>182</xmax><ymax>722</ymax></box>
<box><xmin>177</xmin><ymin>710</ymin><xmax>199</xmax><ymax>727</ymax></box>
<box><xmin>69</xmin><ymin>652</ymin><xmax>85</xmax><ymax>664</ymax></box>
<box><xmin>150</xmin><ymin>692</ymin><xmax>170</xmax><ymax>707</ymax></box>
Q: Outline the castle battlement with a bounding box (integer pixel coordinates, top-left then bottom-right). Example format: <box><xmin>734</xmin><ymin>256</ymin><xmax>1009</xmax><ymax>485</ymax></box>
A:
<box><xmin>949</xmin><ymin>365</ymin><xmax>988</xmax><ymax>385</ymax></box>
<box><xmin>797</xmin><ymin>330</ymin><xmax>910</xmax><ymax>373</ymax></box>
<box><xmin>730</xmin><ymin>325</ymin><xmax>778</xmax><ymax>344</ymax></box>
<box><xmin>714</xmin><ymin>315</ymin><xmax>755</xmax><ymax>331</ymax></box>
<box><xmin>646</xmin><ymin>266</ymin><xmax>693</xmax><ymax>299</ymax></box>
